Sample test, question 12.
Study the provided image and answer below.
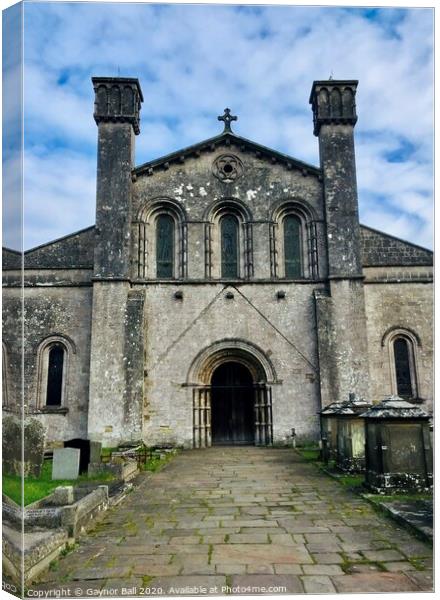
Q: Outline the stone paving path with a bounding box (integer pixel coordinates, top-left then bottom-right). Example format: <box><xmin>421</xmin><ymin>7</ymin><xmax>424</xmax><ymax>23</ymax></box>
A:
<box><xmin>31</xmin><ymin>448</ymin><xmax>433</xmax><ymax>596</ymax></box>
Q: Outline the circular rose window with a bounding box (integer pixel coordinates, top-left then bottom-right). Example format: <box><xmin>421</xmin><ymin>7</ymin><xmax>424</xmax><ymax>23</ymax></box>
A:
<box><xmin>212</xmin><ymin>154</ymin><xmax>244</xmax><ymax>182</ymax></box>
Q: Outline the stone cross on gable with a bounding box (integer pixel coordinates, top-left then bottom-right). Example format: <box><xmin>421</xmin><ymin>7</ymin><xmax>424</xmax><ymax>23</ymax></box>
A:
<box><xmin>218</xmin><ymin>108</ymin><xmax>237</xmax><ymax>133</ymax></box>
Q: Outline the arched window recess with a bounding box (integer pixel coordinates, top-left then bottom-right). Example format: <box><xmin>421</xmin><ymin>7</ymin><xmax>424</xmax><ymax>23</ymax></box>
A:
<box><xmin>2</xmin><ymin>342</ymin><xmax>10</xmax><ymax>407</ymax></box>
<box><xmin>37</xmin><ymin>335</ymin><xmax>75</xmax><ymax>411</ymax></box>
<box><xmin>204</xmin><ymin>199</ymin><xmax>253</xmax><ymax>280</ymax></box>
<box><xmin>382</xmin><ymin>328</ymin><xmax>420</xmax><ymax>401</ymax></box>
<box><xmin>270</xmin><ymin>201</ymin><xmax>318</xmax><ymax>279</ymax></box>
<box><xmin>135</xmin><ymin>198</ymin><xmax>187</xmax><ymax>279</ymax></box>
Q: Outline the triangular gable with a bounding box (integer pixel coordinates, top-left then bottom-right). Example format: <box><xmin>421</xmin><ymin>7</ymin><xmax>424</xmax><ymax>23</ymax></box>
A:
<box><xmin>360</xmin><ymin>225</ymin><xmax>433</xmax><ymax>267</ymax></box>
<box><xmin>16</xmin><ymin>226</ymin><xmax>96</xmax><ymax>269</ymax></box>
<box><xmin>134</xmin><ymin>131</ymin><xmax>321</xmax><ymax>178</ymax></box>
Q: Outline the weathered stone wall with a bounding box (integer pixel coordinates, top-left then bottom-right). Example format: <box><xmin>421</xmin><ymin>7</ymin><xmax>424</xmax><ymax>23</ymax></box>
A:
<box><xmin>2</xmin><ymin>248</ymin><xmax>21</xmax><ymax>269</ymax></box>
<box><xmin>94</xmin><ymin>123</ymin><xmax>134</xmax><ymax>279</ymax></box>
<box><xmin>360</xmin><ymin>226</ymin><xmax>433</xmax><ymax>267</ymax></box>
<box><xmin>315</xmin><ymin>280</ymin><xmax>371</xmax><ymax>407</ymax></box>
<box><xmin>132</xmin><ymin>144</ymin><xmax>328</xmax><ymax>281</ymax></box>
<box><xmin>125</xmin><ymin>143</ymin><xmax>327</xmax><ymax>447</ymax></box>
<box><xmin>364</xmin><ymin>267</ymin><xmax>433</xmax><ymax>413</ymax></box>
<box><xmin>24</xmin><ymin>227</ymin><xmax>95</xmax><ymax>269</ymax></box>
<box><xmin>141</xmin><ymin>282</ymin><xmax>323</xmax><ymax>447</ymax></box>
<box><xmin>87</xmin><ymin>282</ymin><xmax>145</xmax><ymax>447</ymax></box>
<box><xmin>2</xmin><ymin>282</ymin><xmax>93</xmax><ymax>443</ymax></box>
<box><xmin>3</xmin><ymin>77</ymin><xmax>433</xmax><ymax>452</ymax></box>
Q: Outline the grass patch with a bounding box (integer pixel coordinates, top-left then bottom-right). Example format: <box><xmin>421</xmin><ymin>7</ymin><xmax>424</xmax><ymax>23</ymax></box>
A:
<box><xmin>100</xmin><ymin>447</ymin><xmax>118</xmax><ymax>460</ymax></box>
<box><xmin>407</xmin><ymin>557</ymin><xmax>427</xmax><ymax>571</ymax></box>
<box><xmin>3</xmin><ymin>460</ymin><xmax>116</xmax><ymax>506</ymax></box>
<box><xmin>341</xmin><ymin>559</ymin><xmax>386</xmax><ymax>574</ymax></box>
<box><xmin>365</xmin><ymin>492</ymin><xmax>432</xmax><ymax>503</ymax></box>
<box><xmin>60</xmin><ymin>542</ymin><xmax>78</xmax><ymax>557</ymax></box>
<box><xmin>296</xmin><ymin>447</ymin><xmax>320</xmax><ymax>461</ymax></box>
<box><xmin>123</xmin><ymin>520</ymin><xmax>138</xmax><ymax>535</ymax></box>
<box><xmin>143</xmin><ymin>457</ymin><xmax>163</xmax><ymax>472</ymax></box>
<box><xmin>145</xmin><ymin>516</ymin><xmax>154</xmax><ymax>529</ymax></box>
<box><xmin>336</xmin><ymin>474</ymin><xmax>365</xmax><ymax>490</ymax></box>
<box><xmin>142</xmin><ymin>449</ymin><xmax>177</xmax><ymax>472</ymax></box>
<box><xmin>142</xmin><ymin>575</ymin><xmax>153</xmax><ymax>587</ymax></box>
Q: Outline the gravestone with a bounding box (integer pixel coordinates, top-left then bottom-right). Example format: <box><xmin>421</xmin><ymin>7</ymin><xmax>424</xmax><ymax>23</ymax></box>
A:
<box><xmin>89</xmin><ymin>441</ymin><xmax>102</xmax><ymax>464</ymax></box>
<box><xmin>2</xmin><ymin>415</ymin><xmax>46</xmax><ymax>477</ymax></box>
<box><xmin>52</xmin><ymin>448</ymin><xmax>80</xmax><ymax>480</ymax></box>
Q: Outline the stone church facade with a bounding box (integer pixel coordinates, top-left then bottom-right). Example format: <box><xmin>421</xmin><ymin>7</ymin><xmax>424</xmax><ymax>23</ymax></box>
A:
<box><xmin>2</xmin><ymin>78</ymin><xmax>433</xmax><ymax>450</ymax></box>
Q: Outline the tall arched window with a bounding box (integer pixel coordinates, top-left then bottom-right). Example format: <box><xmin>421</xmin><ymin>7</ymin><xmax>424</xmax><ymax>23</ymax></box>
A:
<box><xmin>270</xmin><ymin>200</ymin><xmax>317</xmax><ymax>279</ymax></box>
<box><xmin>46</xmin><ymin>344</ymin><xmax>65</xmax><ymax>406</ymax></box>
<box><xmin>221</xmin><ymin>215</ymin><xmax>239</xmax><ymax>278</ymax></box>
<box><xmin>393</xmin><ymin>338</ymin><xmax>413</xmax><ymax>398</ymax></box>
<box><xmin>382</xmin><ymin>328</ymin><xmax>420</xmax><ymax>401</ymax></box>
<box><xmin>284</xmin><ymin>215</ymin><xmax>302</xmax><ymax>278</ymax></box>
<box><xmin>156</xmin><ymin>214</ymin><xmax>175</xmax><ymax>278</ymax></box>
<box><xmin>2</xmin><ymin>343</ymin><xmax>9</xmax><ymax>406</ymax></box>
<box><xmin>37</xmin><ymin>335</ymin><xmax>74</xmax><ymax>410</ymax></box>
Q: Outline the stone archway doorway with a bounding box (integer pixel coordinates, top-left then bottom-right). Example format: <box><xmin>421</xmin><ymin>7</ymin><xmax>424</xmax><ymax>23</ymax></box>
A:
<box><xmin>189</xmin><ymin>340</ymin><xmax>275</xmax><ymax>448</ymax></box>
<box><xmin>211</xmin><ymin>361</ymin><xmax>254</xmax><ymax>445</ymax></box>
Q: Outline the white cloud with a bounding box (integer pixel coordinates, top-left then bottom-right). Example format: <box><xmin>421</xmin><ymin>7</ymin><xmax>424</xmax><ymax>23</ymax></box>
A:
<box><xmin>2</xmin><ymin>152</ymin><xmax>23</xmax><ymax>250</ymax></box>
<box><xmin>13</xmin><ymin>4</ymin><xmax>433</xmax><ymax>250</ymax></box>
<box><xmin>23</xmin><ymin>150</ymin><xmax>96</xmax><ymax>250</ymax></box>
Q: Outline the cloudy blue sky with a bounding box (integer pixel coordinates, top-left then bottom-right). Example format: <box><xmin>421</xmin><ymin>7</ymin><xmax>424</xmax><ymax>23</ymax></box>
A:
<box><xmin>2</xmin><ymin>1</ymin><xmax>434</xmax><ymax>250</ymax></box>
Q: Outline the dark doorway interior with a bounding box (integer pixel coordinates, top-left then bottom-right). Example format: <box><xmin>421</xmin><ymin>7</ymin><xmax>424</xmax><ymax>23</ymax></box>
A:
<box><xmin>211</xmin><ymin>362</ymin><xmax>254</xmax><ymax>445</ymax></box>
<box><xmin>64</xmin><ymin>439</ymin><xmax>90</xmax><ymax>474</ymax></box>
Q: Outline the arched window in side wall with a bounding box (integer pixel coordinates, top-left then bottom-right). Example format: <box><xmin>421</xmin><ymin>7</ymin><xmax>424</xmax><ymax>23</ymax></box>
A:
<box><xmin>220</xmin><ymin>215</ymin><xmax>239</xmax><ymax>278</ymax></box>
<box><xmin>156</xmin><ymin>214</ymin><xmax>175</xmax><ymax>278</ymax></box>
<box><xmin>393</xmin><ymin>337</ymin><xmax>415</xmax><ymax>399</ymax></box>
<box><xmin>2</xmin><ymin>343</ymin><xmax>9</xmax><ymax>406</ymax></box>
<box><xmin>284</xmin><ymin>215</ymin><xmax>302</xmax><ymax>278</ymax></box>
<box><xmin>46</xmin><ymin>344</ymin><xmax>65</xmax><ymax>406</ymax></box>
<box><xmin>37</xmin><ymin>336</ymin><xmax>74</xmax><ymax>410</ymax></box>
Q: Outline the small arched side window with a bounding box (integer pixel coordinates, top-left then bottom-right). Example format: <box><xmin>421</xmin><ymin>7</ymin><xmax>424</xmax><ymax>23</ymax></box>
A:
<box><xmin>156</xmin><ymin>214</ymin><xmax>175</xmax><ymax>278</ymax></box>
<box><xmin>221</xmin><ymin>215</ymin><xmax>239</xmax><ymax>278</ymax></box>
<box><xmin>283</xmin><ymin>215</ymin><xmax>302</xmax><ymax>278</ymax></box>
<box><xmin>382</xmin><ymin>329</ymin><xmax>420</xmax><ymax>401</ymax></box>
<box><xmin>37</xmin><ymin>336</ymin><xmax>73</xmax><ymax>410</ymax></box>
<box><xmin>393</xmin><ymin>337</ymin><xmax>414</xmax><ymax>399</ymax></box>
<box><xmin>46</xmin><ymin>344</ymin><xmax>65</xmax><ymax>406</ymax></box>
<box><xmin>2</xmin><ymin>343</ymin><xmax>9</xmax><ymax>406</ymax></box>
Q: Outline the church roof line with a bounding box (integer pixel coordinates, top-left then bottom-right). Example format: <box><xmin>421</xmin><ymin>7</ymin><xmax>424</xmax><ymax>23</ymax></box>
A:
<box><xmin>2</xmin><ymin>224</ymin><xmax>433</xmax><ymax>260</ymax></box>
<box><xmin>23</xmin><ymin>225</ymin><xmax>96</xmax><ymax>255</ymax></box>
<box><xmin>360</xmin><ymin>224</ymin><xmax>433</xmax><ymax>255</ymax></box>
<box><xmin>133</xmin><ymin>131</ymin><xmax>321</xmax><ymax>178</ymax></box>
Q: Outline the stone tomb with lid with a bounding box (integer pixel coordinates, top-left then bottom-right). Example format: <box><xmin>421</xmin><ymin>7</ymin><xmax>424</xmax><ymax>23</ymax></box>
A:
<box><xmin>319</xmin><ymin>394</ymin><xmax>372</xmax><ymax>471</ymax></box>
<box><xmin>335</xmin><ymin>394</ymin><xmax>372</xmax><ymax>472</ymax></box>
<box><xmin>319</xmin><ymin>401</ymin><xmax>345</xmax><ymax>464</ymax></box>
<box><xmin>362</xmin><ymin>396</ymin><xmax>433</xmax><ymax>492</ymax></box>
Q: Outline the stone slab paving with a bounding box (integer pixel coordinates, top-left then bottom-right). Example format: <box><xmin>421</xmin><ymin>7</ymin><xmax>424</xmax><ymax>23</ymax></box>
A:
<box><xmin>28</xmin><ymin>447</ymin><xmax>433</xmax><ymax>596</ymax></box>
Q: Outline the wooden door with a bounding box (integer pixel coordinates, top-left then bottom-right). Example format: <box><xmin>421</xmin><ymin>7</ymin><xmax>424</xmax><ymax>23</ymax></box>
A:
<box><xmin>211</xmin><ymin>362</ymin><xmax>254</xmax><ymax>445</ymax></box>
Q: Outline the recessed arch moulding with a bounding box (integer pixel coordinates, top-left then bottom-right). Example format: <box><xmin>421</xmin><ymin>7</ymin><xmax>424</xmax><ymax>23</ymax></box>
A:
<box><xmin>187</xmin><ymin>338</ymin><xmax>278</xmax><ymax>386</ymax></box>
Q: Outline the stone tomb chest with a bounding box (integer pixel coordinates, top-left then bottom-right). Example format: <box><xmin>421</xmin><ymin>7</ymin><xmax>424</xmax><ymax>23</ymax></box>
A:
<box><xmin>362</xmin><ymin>396</ymin><xmax>433</xmax><ymax>492</ymax></box>
<box><xmin>319</xmin><ymin>401</ymin><xmax>345</xmax><ymax>464</ymax></box>
<box><xmin>335</xmin><ymin>395</ymin><xmax>372</xmax><ymax>472</ymax></box>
